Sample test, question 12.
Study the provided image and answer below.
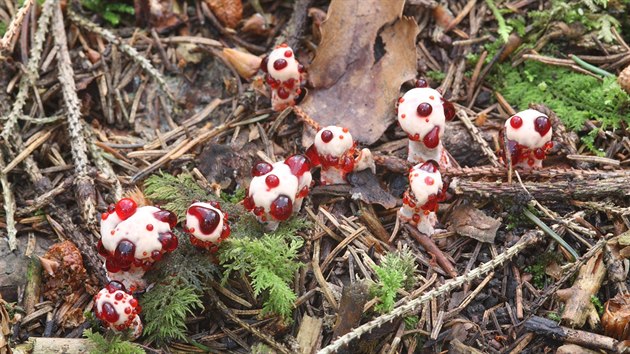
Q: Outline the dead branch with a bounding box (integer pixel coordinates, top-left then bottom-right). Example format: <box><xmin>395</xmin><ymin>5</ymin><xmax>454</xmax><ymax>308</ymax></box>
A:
<box><xmin>52</xmin><ymin>2</ymin><xmax>96</xmax><ymax>225</ymax></box>
<box><xmin>405</xmin><ymin>225</ymin><xmax>458</xmax><ymax>278</ymax></box>
<box><xmin>0</xmin><ymin>149</ymin><xmax>17</xmax><ymax>250</ymax></box>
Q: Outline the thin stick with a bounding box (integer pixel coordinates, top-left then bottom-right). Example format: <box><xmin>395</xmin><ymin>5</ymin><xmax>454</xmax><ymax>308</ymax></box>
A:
<box><xmin>317</xmin><ymin>231</ymin><xmax>541</xmax><ymax>354</ymax></box>
<box><xmin>0</xmin><ymin>0</ymin><xmax>33</xmax><ymax>50</ymax></box>
<box><xmin>405</xmin><ymin>225</ymin><xmax>458</xmax><ymax>278</ymax></box>
<box><xmin>52</xmin><ymin>2</ymin><xmax>96</xmax><ymax>224</ymax></box>
<box><xmin>0</xmin><ymin>149</ymin><xmax>17</xmax><ymax>250</ymax></box>
<box><xmin>454</xmin><ymin>109</ymin><xmax>501</xmax><ymax>167</ymax></box>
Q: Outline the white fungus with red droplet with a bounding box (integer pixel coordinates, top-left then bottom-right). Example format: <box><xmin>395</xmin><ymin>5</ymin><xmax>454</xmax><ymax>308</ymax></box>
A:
<box><xmin>184</xmin><ymin>202</ymin><xmax>231</xmax><ymax>251</ymax></box>
<box><xmin>93</xmin><ymin>281</ymin><xmax>142</xmax><ymax>338</ymax></box>
<box><xmin>98</xmin><ymin>199</ymin><xmax>178</xmax><ymax>291</ymax></box>
<box><xmin>398</xmin><ymin>161</ymin><xmax>446</xmax><ymax>235</ymax></box>
<box><xmin>502</xmin><ymin>109</ymin><xmax>553</xmax><ymax>169</ymax></box>
<box><xmin>261</xmin><ymin>43</ymin><xmax>305</xmax><ymax>111</ymax></box>
<box><xmin>243</xmin><ymin>156</ymin><xmax>312</xmax><ymax>231</ymax></box>
<box><xmin>396</xmin><ymin>87</ymin><xmax>454</xmax><ymax>166</ymax></box>
<box><xmin>305</xmin><ymin>126</ymin><xmax>375</xmax><ymax>185</ymax></box>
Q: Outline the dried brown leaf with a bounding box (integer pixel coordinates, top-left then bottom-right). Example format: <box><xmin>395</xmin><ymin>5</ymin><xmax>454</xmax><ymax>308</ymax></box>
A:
<box><xmin>449</xmin><ymin>204</ymin><xmax>501</xmax><ymax>243</ymax></box>
<box><xmin>204</xmin><ymin>0</ymin><xmax>243</xmax><ymax>29</ymax></box>
<box><xmin>222</xmin><ymin>48</ymin><xmax>262</xmax><ymax>79</ymax></box>
<box><xmin>300</xmin><ymin>0</ymin><xmax>419</xmax><ymax>144</ymax></box>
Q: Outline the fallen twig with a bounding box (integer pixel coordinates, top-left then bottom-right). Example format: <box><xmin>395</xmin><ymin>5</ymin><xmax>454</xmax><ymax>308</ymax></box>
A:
<box><xmin>405</xmin><ymin>225</ymin><xmax>458</xmax><ymax>278</ymax></box>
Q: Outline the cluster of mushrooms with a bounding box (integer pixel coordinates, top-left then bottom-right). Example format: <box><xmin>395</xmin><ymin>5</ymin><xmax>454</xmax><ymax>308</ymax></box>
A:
<box><xmin>92</xmin><ymin>44</ymin><xmax>554</xmax><ymax>336</ymax></box>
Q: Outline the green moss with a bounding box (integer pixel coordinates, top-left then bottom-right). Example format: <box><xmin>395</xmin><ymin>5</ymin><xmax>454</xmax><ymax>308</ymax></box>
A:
<box><xmin>83</xmin><ymin>328</ymin><xmax>145</xmax><ymax>354</ymax></box>
<box><xmin>371</xmin><ymin>247</ymin><xmax>417</xmax><ymax>313</ymax></box>
<box><xmin>81</xmin><ymin>0</ymin><xmax>134</xmax><ymax>26</ymax></box>
<box><xmin>490</xmin><ymin>61</ymin><xmax>630</xmax><ymax>153</ymax></box>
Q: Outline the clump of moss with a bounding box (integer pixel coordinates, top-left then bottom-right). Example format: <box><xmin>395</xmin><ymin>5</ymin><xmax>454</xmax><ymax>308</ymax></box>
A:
<box><xmin>83</xmin><ymin>328</ymin><xmax>145</xmax><ymax>354</ymax></box>
<box><xmin>371</xmin><ymin>247</ymin><xmax>417</xmax><ymax>313</ymax></box>
<box><xmin>491</xmin><ymin>61</ymin><xmax>630</xmax><ymax>152</ymax></box>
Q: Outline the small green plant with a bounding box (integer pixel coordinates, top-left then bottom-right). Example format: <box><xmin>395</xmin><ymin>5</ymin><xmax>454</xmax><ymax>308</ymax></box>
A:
<box><xmin>524</xmin><ymin>263</ymin><xmax>546</xmax><ymax>288</ymax></box>
<box><xmin>83</xmin><ymin>328</ymin><xmax>145</xmax><ymax>354</ymax></box>
<box><xmin>485</xmin><ymin>0</ymin><xmax>512</xmax><ymax>42</ymax></box>
<box><xmin>145</xmin><ymin>172</ymin><xmax>215</xmax><ymax>221</ymax></box>
<box><xmin>371</xmin><ymin>247</ymin><xmax>417</xmax><ymax>313</ymax></box>
<box><xmin>0</xmin><ymin>21</ymin><xmax>7</xmax><ymax>37</ymax></box>
<box><xmin>81</xmin><ymin>0</ymin><xmax>135</xmax><ymax>26</ymax></box>
<box><xmin>591</xmin><ymin>295</ymin><xmax>604</xmax><ymax>316</ymax></box>
<box><xmin>220</xmin><ymin>217</ymin><xmax>308</xmax><ymax>319</ymax></box>
<box><xmin>547</xmin><ymin>311</ymin><xmax>561</xmax><ymax>322</ymax></box>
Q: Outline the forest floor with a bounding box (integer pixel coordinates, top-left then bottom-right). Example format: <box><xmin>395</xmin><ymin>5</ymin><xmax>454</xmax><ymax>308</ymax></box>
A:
<box><xmin>0</xmin><ymin>0</ymin><xmax>629</xmax><ymax>353</ymax></box>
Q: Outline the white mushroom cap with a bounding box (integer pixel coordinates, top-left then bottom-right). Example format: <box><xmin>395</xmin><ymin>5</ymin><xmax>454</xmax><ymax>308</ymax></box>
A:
<box><xmin>409</xmin><ymin>163</ymin><xmax>443</xmax><ymax>206</ymax></box>
<box><xmin>266</xmin><ymin>45</ymin><xmax>300</xmax><ymax>82</ymax></box>
<box><xmin>397</xmin><ymin>88</ymin><xmax>446</xmax><ymax>143</ymax></box>
<box><xmin>249</xmin><ymin>162</ymin><xmax>298</xmax><ymax>213</ymax></box>
<box><xmin>94</xmin><ymin>283</ymin><xmax>142</xmax><ymax>336</ymax></box>
<box><xmin>504</xmin><ymin>109</ymin><xmax>552</xmax><ymax>149</ymax></box>
<box><xmin>313</xmin><ymin>126</ymin><xmax>354</xmax><ymax>157</ymax></box>
<box><xmin>185</xmin><ymin>202</ymin><xmax>225</xmax><ymax>244</ymax></box>
<box><xmin>101</xmin><ymin>206</ymin><xmax>172</xmax><ymax>260</ymax></box>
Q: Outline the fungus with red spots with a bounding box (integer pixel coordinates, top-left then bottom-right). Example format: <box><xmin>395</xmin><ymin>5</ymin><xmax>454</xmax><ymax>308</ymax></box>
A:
<box><xmin>243</xmin><ymin>155</ymin><xmax>312</xmax><ymax>231</ymax></box>
<box><xmin>260</xmin><ymin>43</ymin><xmax>306</xmax><ymax>111</ymax></box>
<box><xmin>98</xmin><ymin>198</ymin><xmax>178</xmax><ymax>291</ymax></box>
<box><xmin>184</xmin><ymin>201</ymin><xmax>231</xmax><ymax>252</ymax></box>
<box><xmin>396</xmin><ymin>87</ymin><xmax>455</xmax><ymax>166</ymax></box>
<box><xmin>500</xmin><ymin>109</ymin><xmax>553</xmax><ymax>169</ymax></box>
<box><xmin>305</xmin><ymin>126</ymin><xmax>375</xmax><ymax>185</ymax></box>
<box><xmin>93</xmin><ymin>281</ymin><xmax>142</xmax><ymax>338</ymax></box>
<box><xmin>398</xmin><ymin>161</ymin><xmax>447</xmax><ymax>235</ymax></box>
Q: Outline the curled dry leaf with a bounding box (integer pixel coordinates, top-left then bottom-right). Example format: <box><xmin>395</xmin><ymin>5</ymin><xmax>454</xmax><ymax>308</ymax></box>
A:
<box><xmin>449</xmin><ymin>204</ymin><xmax>501</xmax><ymax>243</ymax></box>
<box><xmin>618</xmin><ymin>64</ymin><xmax>630</xmax><ymax>94</ymax></box>
<box><xmin>300</xmin><ymin>0</ymin><xmax>419</xmax><ymax>145</ymax></box>
<box><xmin>242</xmin><ymin>13</ymin><xmax>272</xmax><ymax>36</ymax></box>
<box><xmin>204</xmin><ymin>0</ymin><xmax>243</xmax><ymax>29</ymax></box>
<box><xmin>602</xmin><ymin>293</ymin><xmax>630</xmax><ymax>340</ymax></box>
<box><xmin>135</xmin><ymin>0</ymin><xmax>187</xmax><ymax>32</ymax></box>
<box><xmin>222</xmin><ymin>48</ymin><xmax>263</xmax><ymax>79</ymax></box>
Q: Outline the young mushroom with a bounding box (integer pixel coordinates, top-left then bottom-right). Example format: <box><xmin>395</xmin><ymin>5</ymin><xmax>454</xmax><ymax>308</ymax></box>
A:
<box><xmin>93</xmin><ymin>281</ymin><xmax>142</xmax><ymax>338</ymax></box>
<box><xmin>305</xmin><ymin>125</ymin><xmax>375</xmax><ymax>185</ymax></box>
<box><xmin>396</xmin><ymin>82</ymin><xmax>455</xmax><ymax>166</ymax></box>
<box><xmin>243</xmin><ymin>154</ymin><xmax>312</xmax><ymax>231</ymax></box>
<box><xmin>398</xmin><ymin>160</ymin><xmax>447</xmax><ymax>235</ymax></box>
<box><xmin>184</xmin><ymin>201</ymin><xmax>231</xmax><ymax>252</ymax></box>
<box><xmin>500</xmin><ymin>109</ymin><xmax>553</xmax><ymax>169</ymax></box>
<box><xmin>260</xmin><ymin>43</ymin><xmax>306</xmax><ymax>111</ymax></box>
<box><xmin>98</xmin><ymin>198</ymin><xmax>178</xmax><ymax>291</ymax></box>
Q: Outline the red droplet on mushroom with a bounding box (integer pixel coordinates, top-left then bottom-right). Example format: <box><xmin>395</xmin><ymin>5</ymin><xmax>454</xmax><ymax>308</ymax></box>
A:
<box><xmin>158</xmin><ymin>232</ymin><xmax>178</xmax><ymax>252</ymax></box>
<box><xmin>284</xmin><ymin>50</ymin><xmax>292</xmax><ymax>58</ymax></box>
<box><xmin>284</xmin><ymin>154</ymin><xmax>311</xmax><ymax>177</ymax></box>
<box><xmin>305</xmin><ymin>145</ymin><xmax>321</xmax><ymax>166</ymax></box>
<box><xmin>298</xmin><ymin>64</ymin><xmax>305</xmax><ymax>73</ymax></box>
<box><xmin>105</xmin><ymin>281</ymin><xmax>125</xmax><ymax>293</ymax></box>
<box><xmin>270</xmin><ymin>195</ymin><xmax>293</xmax><ymax>221</ymax></box>
<box><xmin>252</xmin><ymin>162</ymin><xmax>273</xmax><ymax>177</ymax></box>
<box><xmin>115</xmin><ymin>292</ymin><xmax>124</xmax><ymax>301</ymax></box>
<box><xmin>423</xmin><ymin>126</ymin><xmax>440</xmax><ymax>149</ymax></box>
<box><xmin>534</xmin><ymin>116</ymin><xmax>551</xmax><ymax>136</ymax></box>
<box><xmin>277</xmin><ymin>87</ymin><xmax>290</xmax><ymax>99</ymax></box>
<box><xmin>105</xmin><ymin>258</ymin><xmax>121</xmax><ymax>273</ymax></box>
<box><xmin>416</xmin><ymin>79</ymin><xmax>428</xmax><ymax>88</ymax></box>
<box><xmin>146</xmin><ymin>224</ymin><xmax>154</xmax><ymax>231</ymax></box>
<box><xmin>151</xmin><ymin>251</ymin><xmax>162</xmax><ymax>261</ymax></box>
<box><xmin>97</xmin><ymin>240</ymin><xmax>109</xmax><ymax>257</ymax></box>
<box><xmin>416</xmin><ymin>102</ymin><xmax>433</xmax><ymax>117</ymax></box>
<box><xmin>412</xmin><ymin>214</ymin><xmax>420</xmax><ymax>223</ymax></box>
<box><xmin>124</xmin><ymin>307</ymin><xmax>132</xmax><ymax>315</ymax></box>
<box><xmin>114</xmin><ymin>240</ymin><xmax>135</xmax><ymax>267</ymax></box>
<box><xmin>260</xmin><ymin>56</ymin><xmax>269</xmax><ymax>73</ymax></box>
<box><xmin>265</xmin><ymin>74</ymin><xmax>278</xmax><ymax>88</ymax></box>
<box><xmin>188</xmin><ymin>205</ymin><xmax>221</xmax><ymax>235</ymax></box>
<box><xmin>273</xmin><ymin>59</ymin><xmax>288</xmax><ymax>70</ymax></box>
<box><xmin>398</xmin><ymin>97</ymin><xmax>404</xmax><ymax>103</ymax></box>
<box><xmin>101</xmin><ymin>213</ymin><xmax>108</xmax><ymax>220</ymax></box>
<box><xmin>285</xmin><ymin>78</ymin><xmax>295</xmax><ymax>89</ymax></box>
<box><xmin>129</xmin><ymin>298</ymin><xmax>138</xmax><ymax>308</ymax></box>
<box><xmin>534</xmin><ymin>148</ymin><xmax>545</xmax><ymax>159</ymax></box>
<box><xmin>243</xmin><ymin>196</ymin><xmax>255</xmax><ymax>210</ymax></box>
<box><xmin>115</xmin><ymin>198</ymin><xmax>137</xmax><ymax>220</ymax></box>
<box><xmin>340</xmin><ymin>156</ymin><xmax>355</xmax><ymax>173</ymax></box>
<box><xmin>321</xmin><ymin>130</ymin><xmax>334</xmax><ymax>143</ymax></box>
<box><xmin>107</xmin><ymin>204</ymin><xmax>116</xmax><ymax>214</ymax></box>
<box><xmin>443</xmin><ymin>100</ymin><xmax>455</xmax><ymax>121</ymax></box>
<box><xmin>419</xmin><ymin>160</ymin><xmax>439</xmax><ymax>173</ymax></box>
<box><xmin>253</xmin><ymin>207</ymin><xmax>265</xmax><ymax>216</ymax></box>
<box><xmin>153</xmin><ymin>210</ymin><xmax>178</xmax><ymax>228</ymax></box>
<box><xmin>425</xmin><ymin>176</ymin><xmax>435</xmax><ymax>185</ymax></box>
<box><xmin>265</xmin><ymin>174</ymin><xmax>280</xmax><ymax>188</ymax></box>
<box><xmin>510</xmin><ymin>116</ymin><xmax>523</xmax><ymax>129</ymax></box>
<box><xmin>101</xmin><ymin>302</ymin><xmax>119</xmax><ymax>323</ymax></box>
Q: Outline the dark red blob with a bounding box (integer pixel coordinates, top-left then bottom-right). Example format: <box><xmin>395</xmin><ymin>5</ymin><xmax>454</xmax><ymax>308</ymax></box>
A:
<box><xmin>151</xmin><ymin>250</ymin><xmax>162</xmax><ymax>261</ymax></box>
<box><xmin>277</xmin><ymin>86</ymin><xmax>290</xmax><ymax>99</ymax></box>
<box><xmin>534</xmin><ymin>116</ymin><xmax>551</xmax><ymax>136</ymax></box>
<box><xmin>442</xmin><ymin>100</ymin><xmax>455</xmax><ymax>121</ymax></box>
<box><xmin>510</xmin><ymin>116</ymin><xmax>523</xmax><ymax>129</ymax></box>
<box><xmin>340</xmin><ymin>156</ymin><xmax>355</xmax><ymax>174</ymax></box>
<box><xmin>265</xmin><ymin>74</ymin><xmax>279</xmax><ymax>88</ymax></box>
<box><xmin>418</xmin><ymin>160</ymin><xmax>439</xmax><ymax>173</ymax></box>
<box><xmin>416</xmin><ymin>78</ymin><xmax>428</xmax><ymax>88</ymax></box>
<box><xmin>423</xmin><ymin>126</ymin><xmax>441</xmax><ymax>149</ymax></box>
<box><xmin>158</xmin><ymin>232</ymin><xmax>178</xmax><ymax>252</ymax></box>
<box><xmin>243</xmin><ymin>196</ymin><xmax>255</xmax><ymax>210</ymax></box>
<box><xmin>504</xmin><ymin>139</ymin><xmax>522</xmax><ymax>165</ymax></box>
<box><xmin>97</xmin><ymin>240</ymin><xmax>109</xmax><ymax>257</ymax></box>
<box><xmin>305</xmin><ymin>146</ymin><xmax>321</xmax><ymax>166</ymax></box>
<box><xmin>270</xmin><ymin>195</ymin><xmax>293</xmax><ymax>221</ymax></box>
<box><xmin>101</xmin><ymin>302</ymin><xmax>120</xmax><ymax>323</ymax></box>
<box><xmin>416</xmin><ymin>102</ymin><xmax>433</xmax><ymax>117</ymax></box>
<box><xmin>105</xmin><ymin>258</ymin><xmax>121</xmax><ymax>273</ymax></box>
<box><xmin>284</xmin><ymin>154</ymin><xmax>311</xmax><ymax>177</ymax></box>
<box><xmin>129</xmin><ymin>298</ymin><xmax>138</xmax><ymax>308</ymax></box>
<box><xmin>260</xmin><ymin>56</ymin><xmax>269</xmax><ymax>73</ymax></box>
<box><xmin>320</xmin><ymin>130</ymin><xmax>334</xmax><ymax>143</ymax></box>
<box><xmin>284</xmin><ymin>50</ymin><xmax>293</xmax><ymax>58</ymax></box>
<box><xmin>114</xmin><ymin>240</ymin><xmax>135</xmax><ymax>267</ymax></box>
<box><xmin>188</xmin><ymin>205</ymin><xmax>221</xmax><ymax>235</ymax></box>
<box><xmin>265</xmin><ymin>174</ymin><xmax>280</xmax><ymax>188</ymax></box>
<box><xmin>154</xmin><ymin>210</ymin><xmax>177</xmax><ymax>228</ymax></box>
<box><xmin>107</xmin><ymin>204</ymin><xmax>116</xmax><ymax>214</ymax></box>
<box><xmin>105</xmin><ymin>281</ymin><xmax>125</xmax><ymax>293</ymax></box>
<box><xmin>252</xmin><ymin>162</ymin><xmax>273</xmax><ymax>177</ymax></box>
<box><xmin>298</xmin><ymin>64</ymin><xmax>305</xmax><ymax>73</ymax></box>
<box><xmin>273</xmin><ymin>59</ymin><xmax>288</xmax><ymax>70</ymax></box>
<box><xmin>534</xmin><ymin>148</ymin><xmax>546</xmax><ymax>160</ymax></box>
<box><xmin>253</xmin><ymin>206</ymin><xmax>265</xmax><ymax>216</ymax></box>
<box><xmin>115</xmin><ymin>292</ymin><xmax>124</xmax><ymax>301</ymax></box>
<box><xmin>115</xmin><ymin>198</ymin><xmax>137</xmax><ymax>220</ymax></box>
<box><xmin>285</xmin><ymin>78</ymin><xmax>295</xmax><ymax>89</ymax></box>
